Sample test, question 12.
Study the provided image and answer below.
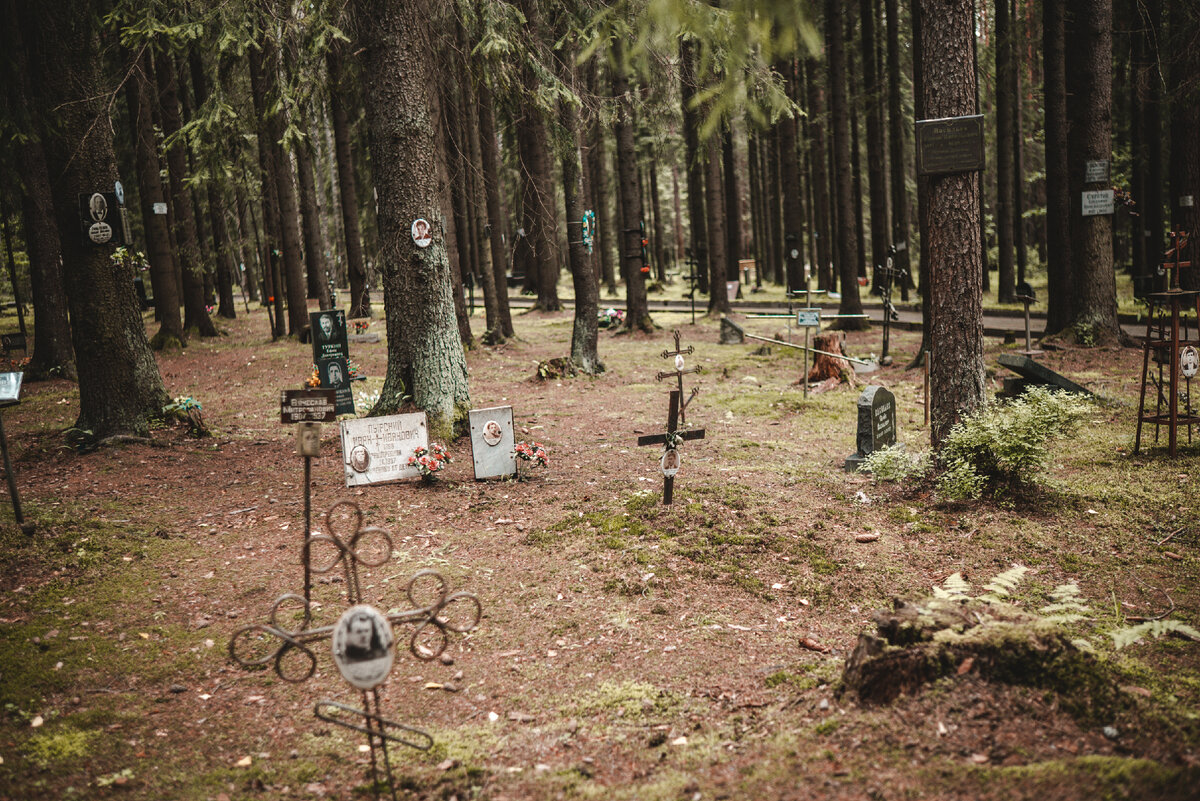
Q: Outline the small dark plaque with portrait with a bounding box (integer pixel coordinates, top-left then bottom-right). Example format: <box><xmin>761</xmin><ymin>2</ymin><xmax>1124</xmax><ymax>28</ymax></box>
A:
<box><xmin>915</xmin><ymin>115</ymin><xmax>985</xmax><ymax>176</ymax></box>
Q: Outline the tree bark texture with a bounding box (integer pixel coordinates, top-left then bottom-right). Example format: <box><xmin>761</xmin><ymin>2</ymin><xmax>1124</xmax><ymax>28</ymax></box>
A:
<box><xmin>826</xmin><ymin>0</ymin><xmax>867</xmax><ymax>327</ymax></box>
<box><xmin>884</xmin><ymin>0</ymin><xmax>912</xmax><ymax>301</ymax></box>
<box><xmin>352</xmin><ymin>0</ymin><xmax>470</xmax><ymax>437</ymax></box>
<box><xmin>919</xmin><ymin>0</ymin><xmax>985</xmax><ymax>449</ymax></box>
<box><xmin>22</xmin><ymin>0</ymin><xmax>169</xmax><ymax>437</ymax></box>
<box><xmin>557</xmin><ymin>46</ymin><xmax>603</xmax><ymax>374</ymax></box>
<box><xmin>1064</xmin><ymin>0</ymin><xmax>1120</xmax><ymax>344</ymax></box>
<box><xmin>612</xmin><ymin>38</ymin><xmax>653</xmax><ymax>331</ymax></box>
<box><xmin>860</xmin><ymin>0</ymin><xmax>889</xmax><ymax>297</ymax></box>
<box><xmin>327</xmin><ymin>44</ymin><xmax>372</xmax><ymax>318</ymax></box>
<box><xmin>806</xmin><ymin>58</ymin><xmax>833</xmax><ymax>292</ymax></box>
<box><xmin>476</xmin><ymin>81</ymin><xmax>515</xmax><ymax>335</ymax></box>
<box><xmin>995</xmin><ymin>0</ymin><xmax>1017</xmax><ymax>302</ymax></box>
<box><xmin>679</xmin><ymin>40</ymin><xmax>710</xmax><ymax>296</ymax></box>
<box><xmin>247</xmin><ymin>45</ymin><xmax>288</xmax><ymax>336</ymax></box>
<box><xmin>154</xmin><ymin>51</ymin><xmax>218</xmax><ymax>338</ymax></box>
<box><xmin>777</xmin><ymin>60</ymin><xmax>805</xmax><ymax>292</ymax></box>
<box><xmin>1168</xmin><ymin>0</ymin><xmax>1200</xmax><ymax>289</ymax></box>
<box><xmin>1043</xmin><ymin>0</ymin><xmax>1073</xmax><ymax>332</ymax></box>
<box><xmin>705</xmin><ymin>133</ymin><xmax>731</xmax><ymax>314</ymax></box>
<box><xmin>5</xmin><ymin>19</ymin><xmax>77</xmax><ymax>378</ymax></box>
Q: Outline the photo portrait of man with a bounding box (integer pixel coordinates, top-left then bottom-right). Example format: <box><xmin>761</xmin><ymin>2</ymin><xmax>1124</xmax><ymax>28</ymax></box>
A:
<box><xmin>88</xmin><ymin>192</ymin><xmax>107</xmax><ymax>222</ymax></box>
<box><xmin>325</xmin><ymin>361</ymin><xmax>345</xmax><ymax>387</ymax></box>
<box><xmin>349</xmin><ymin>444</ymin><xmax>370</xmax><ymax>473</ymax></box>
<box><xmin>318</xmin><ymin>313</ymin><xmax>335</xmax><ymax>342</ymax></box>
<box><xmin>483</xmin><ymin>420</ymin><xmax>502</xmax><ymax>446</ymax></box>
<box><xmin>661</xmin><ymin>448</ymin><xmax>680</xmax><ymax>477</ymax></box>
<box><xmin>342</xmin><ymin>611</ymin><xmax>388</xmax><ymax>662</ymax></box>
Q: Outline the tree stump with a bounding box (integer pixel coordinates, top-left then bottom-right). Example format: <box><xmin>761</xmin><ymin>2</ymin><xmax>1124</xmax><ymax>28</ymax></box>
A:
<box><xmin>838</xmin><ymin>597</ymin><xmax>1118</xmax><ymax>723</ymax></box>
<box><xmin>807</xmin><ymin>331</ymin><xmax>852</xmax><ymax>383</ymax></box>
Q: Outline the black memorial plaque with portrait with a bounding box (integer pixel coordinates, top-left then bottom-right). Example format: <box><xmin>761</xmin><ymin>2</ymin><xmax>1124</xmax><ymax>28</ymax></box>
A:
<box><xmin>915</xmin><ymin>115</ymin><xmax>985</xmax><ymax>176</ymax></box>
<box><xmin>77</xmin><ymin>192</ymin><xmax>127</xmax><ymax>247</ymax></box>
<box><xmin>319</xmin><ymin>358</ymin><xmax>355</xmax><ymax>416</ymax></box>
<box><xmin>310</xmin><ymin>310</ymin><xmax>350</xmax><ymax>364</ymax></box>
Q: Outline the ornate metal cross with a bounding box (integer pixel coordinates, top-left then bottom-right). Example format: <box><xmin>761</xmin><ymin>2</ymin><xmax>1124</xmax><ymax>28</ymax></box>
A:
<box><xmin>638</xmin><ymin>332</ymin><xmax>706</xmax><ymax>505</ymax></box>
<box><xmin>230</xmin><ymin>502</ymin><xmax>481</xmax><ymax>801</ymax></box>
<box><xmin>656</xmin><ymin>329</ymin><xmax>701</xmax><ymax>425</ymax></box>
<box><xmin>1161</xmin><ymin>231</ymin><xmax>1192</xmax><ymax>292</ymax></box>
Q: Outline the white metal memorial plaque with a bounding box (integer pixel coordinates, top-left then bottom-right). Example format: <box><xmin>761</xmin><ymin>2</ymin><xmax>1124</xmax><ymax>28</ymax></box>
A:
<box><xmin>339</xmin><ymin>412</ymin><xmax>428</xmax><ymax>486</ymax></box>
<box><xmin>1081</xmin><ymin>190</ymin><xmax>1115</xmax><ymax>217</ymax></box>
<box><xmin>468</xmin><ymin>406</ymin><xmax>516</xmax><ymax>480</ymax></box>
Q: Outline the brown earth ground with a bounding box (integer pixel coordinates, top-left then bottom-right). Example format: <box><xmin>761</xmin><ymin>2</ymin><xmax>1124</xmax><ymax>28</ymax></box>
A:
<box><xmin>0</xmin><ymin>302</ymin><xmax>1197</xmax><ymax>800</ymax></box>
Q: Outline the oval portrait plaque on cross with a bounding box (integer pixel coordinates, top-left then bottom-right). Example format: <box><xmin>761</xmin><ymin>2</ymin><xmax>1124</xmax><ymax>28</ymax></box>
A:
<box><xmin>332</xmin><ymin>604</ymin><xmax>395</xmax><ymax>690</ymax></box>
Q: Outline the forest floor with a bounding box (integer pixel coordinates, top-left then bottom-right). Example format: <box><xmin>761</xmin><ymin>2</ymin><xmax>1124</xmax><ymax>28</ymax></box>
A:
<box><xmin>0</xmin><ymin>299</ymin><xmax>1198</xmax><ymax>801</ymax></box>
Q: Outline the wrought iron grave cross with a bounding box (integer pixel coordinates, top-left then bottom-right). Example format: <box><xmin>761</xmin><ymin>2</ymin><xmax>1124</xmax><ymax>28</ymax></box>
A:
<box><xmin>229</xmin><ymin>502</ymin><xmax>481</xmax><ymax>801</ymax></box>
<box><xmin>657</xmin><ymin>329</ymin><xmax>701</xmax><ymax>425</ymax></box>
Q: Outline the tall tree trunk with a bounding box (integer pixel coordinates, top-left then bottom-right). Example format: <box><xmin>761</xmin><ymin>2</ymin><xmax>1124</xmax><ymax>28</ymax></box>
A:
<box><xmin>4</xmin><ymin>21</ymin><xmax>75</xmax><ymax>380</ymax></box>
<box><xmin>847</xmin><ymin>23</ymin><xmax>867</xmax><ymax>282</ymax></box>
<box><xmin>612</xmin><ymin>37</ymin><xmax>652</xmax><ymax>331</ymax></box>
<box><xmin>234</xmin><ymin>185</ymin><xmax>261</xmax><ymax>302</ymax></box>
<box><xmin>327</xmin><ymin>44</ymin><xmax>372</xmax><ymax>318</ymax></box>
<box><xmin>441</xmin><ymin>64</ymin><xmax>475</xmax><ymax>350</ymax></box>
<box><xmin>188</xmin><ymin>48</ymin><xmax>238</xmax><ymax>319</ymax></box>
<box><xmin>723</xmin><ymin>127</ymin><xmax>742</xmax><ymax>282</ymax></box>
<box><xmin>476</xmin><ymin>81</ymin><xmax>515</xmax><ymax>335</ymax></box>
<box><xmin>125</xmin><ymin>49</ymin><xmax>184</xmax><ymax>345</ymax></box>
<box><xmin>1043</xmin><ymin>0</ymin><xmax>1073</xmax><ymax>331</ymax></box>
<box><xmin>884</xmin><ymin>0</ymin><xmax>912</xmax><ymax>301</ymax></box>
<box><xmin>860</xmin><ymin>0</ymin><xmax>890</xmax><ymax>296</ymax></box>
<box><xmin>919</xmin><ymin>0</ymin><xmax>984</xmax><ymax>448</ymax></box>
<box><xmin>827</xmin><ymin>0</ymin><xmax>868</xmax><ymax>328</ymax></box>
<box><xmin>248</xmin><ymin>46</ymin><xmax>287</xmax><ymax>336</ymax></box>
<box><xmin>585</xmin><ymin>67</ymin><xmax>618</xmax><ymax>297</ymax></box>
<box><xmin>154</xmin><ymin>51</ymin><xmax>218</xmax><ymax>337</ymax></box>
<box><xmin>295</xmin><ymin>134</ymin><xmax>331</xmax><ymax>309</ymax></box>
<box><xmin>649</xmin><ymin>155</ymin><xmax>668</xmax><ymax>281</ymax></box>
<box><xmin>22</xmin><ymin>0</ymin><xmax>169</xmax><ymax>437</ymax></box>
<box><xmin>778</xmin><ymin>60</ymin><xmax>806</xmax><ymax>292</ymax></box>
<box><xmin>806</xmin><ymin>58</ymin><xmax>833</xmax><ymax>292</ymax></box>
<box><xmin>352</xmin><ymin>0</ymin><xmax>470</xmax><ymax>437</ymax></box>
<box><xmin>557</xmin><ymin>42</ymin><xmax>602</xmax><ymax>374</ymax></box>
<box><xmin>1063</xmin><ymin>0</ymin><xmax>1120</xmax><ymax>344</ymax></box>
<box><xmin>1168</xmin><ymin>0</ymin><xmax>1198</xmax><ymax>290</ymax></box>
<box><xmin>679</xmin><ymin>39</ymin><xmax>710</xmax><ymax>296</ymax></box>
<box><xmin>705</xmin><ymin>132</ymin><xmax>731</xmax><ymax>314</ymax></box>
<box><xmin>995</xmin><ymin>0</ymin><xmax>1017</xmax><ymax>302</ymax></box>
<box><xmin>1011</xmin><ymin>0</ymin><xmax>1027</xmax><ymax>287</ymax></box>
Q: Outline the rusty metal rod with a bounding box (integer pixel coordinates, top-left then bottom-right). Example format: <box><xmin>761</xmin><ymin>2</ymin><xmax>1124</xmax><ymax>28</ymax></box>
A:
<box><xmin>741</xmin><ymin>332</ymin><xmax>873</xmax><ymax>366</ymax></box>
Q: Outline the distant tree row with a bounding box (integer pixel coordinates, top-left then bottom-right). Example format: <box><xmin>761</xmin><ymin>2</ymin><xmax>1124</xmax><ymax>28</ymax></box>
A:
<box><xmin>2</xmin><ymin>0</ymin><xmax>1197</xmax><ymax>447</ymax></box>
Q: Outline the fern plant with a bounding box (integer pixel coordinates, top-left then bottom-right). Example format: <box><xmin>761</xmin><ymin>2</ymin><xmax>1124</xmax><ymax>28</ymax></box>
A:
<box><xmin>1111</xmin><ymin>620</ymin><xmax>1200</xmax><ymax>650</ymax></box>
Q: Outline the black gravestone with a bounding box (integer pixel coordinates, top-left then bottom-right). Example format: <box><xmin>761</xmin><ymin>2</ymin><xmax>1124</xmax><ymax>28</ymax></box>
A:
<box><xmin>844</xmin><ymin>385</ymin><xmax>897</xmax><ymax>471</ymax></box>
<box><xmin>319</xmin><ymin>358</ymin><xmax>355</xmax><ymax>416</ymax></box>
<box><xmin>997</xmin><ymin>354</ymin><xmax>1092</xmax><ymax>396</ymax></box>
<box><xmin>719</xmin><ymin>316</ymin><xmax>745</xmax><ymax>345</ymax></box>
<box><xmin>311</xmin><ymin>310</ymin><xmax>349</xmax><ymax>364</ymax></box>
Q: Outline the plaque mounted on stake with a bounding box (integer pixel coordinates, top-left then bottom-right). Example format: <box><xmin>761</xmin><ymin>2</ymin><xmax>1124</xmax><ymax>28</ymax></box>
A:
<box><xmin>468</xmin><ymin>406</ymin><xmax>516</xmax><ymax>480</ymax></box>
<box><xmin>339</xmin><ymin>413</ymin><xmax>429</xmax><ymax>486</ymax></box>
<box><xmin>915</xmin><ymin>115</ymin><xmax>985</xmax><ymax>176</ymax></box>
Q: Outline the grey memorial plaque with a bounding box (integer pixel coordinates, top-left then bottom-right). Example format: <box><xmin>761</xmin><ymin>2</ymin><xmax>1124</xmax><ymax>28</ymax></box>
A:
<box><xmin>1081</xmin><ymin>189</ymin><xmax>1115</xmax><ymax>217</ymax></box>
<box><xmin>915</xmin><ymin>115</ymin><xmax>984</xmax><ymax>176</ymax></box>
<box><xmin>1084</xmin><ymin>160</ymin><xmax>1110</xmax><ymax>183</ymax></box>
<box><xmin>844</xmin><ymin>385</ymin><xmax>897</xmax><ymax>470</ymax></box>
<box><xmin>468</xmin><ymin>406</ymin><xmax>517</xmax><ymax>480</ymax></box>
<box><xmin>0</xmin><ymin>372</ymin><xmax>23</xmax><ymax>406</ymax></box>
<box><xmin>339</xmin><ymin>413</ymin><xmax>428</xmax><ymax>486</ymax></box>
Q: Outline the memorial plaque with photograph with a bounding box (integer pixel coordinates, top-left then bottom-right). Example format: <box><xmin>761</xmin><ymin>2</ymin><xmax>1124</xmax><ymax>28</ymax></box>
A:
<box><xmin>0</xmin><ymin>372</ymin><xmax>22</xmax><ymax>406</ymax></box>
<box><xmin>310</xmin><ymin>310</ymin><xmax>350</xmax><ymax>364</ymax></box>
<box><xmin>331</xmin><ymin>604</ymin><xmax>395</xmax><ymax>690</ymax></box>
<box><xmin>468</xmin><ymin>406</ymin><xmax>516</xmax><ymax>480</ymax></box>
<box><xmin>339</xmin><ymin>412</ymin><xmax>429</xmax><ymax>486</ymax></box>
<box><xmin>318</xmin><ymin>358</ymin><xmax>355</xmax><ymax>416</ymax></box>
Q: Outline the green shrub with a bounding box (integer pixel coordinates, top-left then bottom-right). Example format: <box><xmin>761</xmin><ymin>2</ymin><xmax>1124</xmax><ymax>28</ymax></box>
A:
<box><xmin>936</xmin><ymin>387</ymin><xmax>1091</xmax><ymax>500</ymax></box>
<box><xmin>858</xmin><ymin>444</ymin><xmax>930</xmax><ymax>483</ymax></box>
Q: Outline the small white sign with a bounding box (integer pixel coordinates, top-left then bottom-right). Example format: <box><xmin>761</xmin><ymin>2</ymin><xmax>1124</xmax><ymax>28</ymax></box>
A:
<box><xmin>0</xmin><ymin>372</ymin><xmax>23</xmax><ymax>404</ymax></box>
<box><xmin>796</xmin><ymin>309</ymin><xmax>821</xmax><ymax>328</ymax></box>
<box><xmin>1081</xmin><ymin>190</ymin><xmax>1115</xmax><ymax>217</ymax></box>
<box><xmin>660</xmin><ymin>448</ymin><xmax>680</xmax><ymax>478</ymax></box>
<box><xmin>1084</xmin><ymin>160</ymin><xmax>1110</xmax><ymax>183</ymax></box>
<box><xmin>153</xmin><ymin>202</ymin><xmax>168</xmax><ymax>215</ymax></box>
<box><xmin>468</xmin><ymin>406</ymin><xmax>516</xmax><ymax>480</ymax></box>
<box><xmin>411</xmin><ymin>218</ymin><xmax>432</xmax><ymax>248</ymax></box>
<box><xmin>339</xmin><ymin>412</ymin><xmax>428</xmax><ymax>486</ymax></box>
<box><xmin>1182</xmin><ymin>196</ymin><xmax>1195</xmax><ymax>208</ymax></box>
<box><xmin>88</xmin><ymin>222</ymin><xmax>113</xmax><ymax>244</ymax></box>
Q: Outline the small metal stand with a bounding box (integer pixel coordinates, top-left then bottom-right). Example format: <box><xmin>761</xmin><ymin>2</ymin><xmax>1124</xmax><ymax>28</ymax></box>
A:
<box><xmin>1015</xmin><ymin>281</ymin><xmax>1043</xmax><ymax>356</ymax></box>
<box><xmin>229</xmin><ymin>503</ymin><xmax>481</xmax><ymax>800</ymax></box>
<box><xmin>0</xmin><ymin>372</ymin><xmax>31</xmax><ymax>534</ymax></box>
<box><xmin>1135</xmin><ymin>232</ymin><xmax>1200</xmax><ymax>456</ymax></box>
<box><xmin>876</xmin><ymin>247</ymin><xmax>908</xmax><ymax>365</ymax></box>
